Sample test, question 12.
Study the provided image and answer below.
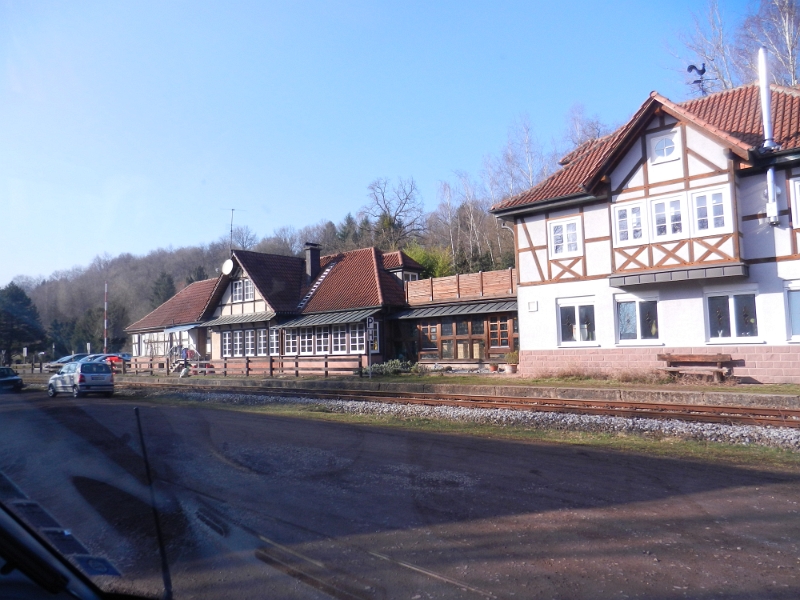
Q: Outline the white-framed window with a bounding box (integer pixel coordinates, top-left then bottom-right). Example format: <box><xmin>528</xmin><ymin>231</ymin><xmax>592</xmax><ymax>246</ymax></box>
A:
<box><xmin>222</xmin><ymin>331</ymin><xmax>232</xmax><ymax>357</ymax></box>
<box><xmin>403</xmin><ymin>272</ymin><xmax>419</xmax><ymax>282</ymax></box>
<box><xmin>244</xmin><ymin>330</ymin><xmax>255</xmax><ymax>356</ymax></box>
<box><xmin>556</xmin><ymin>298</ymin><xmax>596</xmax><ymax>345</ymax></box>
<box><xmin>615</xmin><ymin>294</ymin><xmax>659</xmax><ymax>342</ymax></box>
<box><xmin>315</xmin><ymin>326</ymin><xmax>329</xmax><ymax>354</ymax></box>
<box><xmin>269</xmin><ymin>328</ymin><xmax>280</xmax><ymax>356</ymax></box>
<box><xmin>350</xmin><ymin>323</ymin><xmax>366</xmax><ymax>353</ymax></box>
<box><xmin>612</xmin><ymin>202</ymin><xmax>647</xmax><ymax>246</ymax></box>
<box><xmin>257</xmin><ymin>329</ymin><xmax>268</xmax><ymax>356</ymax></box>
<box><xmin>233</xmin><ymin>330</ymin><xmax>244</xmax><ymax>357</ymax></box>
<box><xmin>790</xmin><ymin>178</ymin><xmax>800</xmax><ymax>229</ymax></box>
<box><xmin>132</xmin><ymin>334</ymin><xmax>140</xmax><ymax>357</ymax></box>
<box><xmin>299</xmin><ymin>327</ymin><xmax>314</xmax><ymax>355</ymax></box>
<box><xmin>243</xmin><ymin>279</ymin><xmax>254</xmax><ymax>301</ymax></box>
<box><xmin>691</xmin><ymin>187</ymin><xmax>731</xmax><ymax>235</ymax></box>
<box><xmin>232</xmin><ymin>280</ymin><xmax>243</xmax><ymax>303</ymax></box>
<box><xmin>651</xmin><ymin>195</ymin><xmax>685</xmax><ymax>241</ymax></box>
<box><xmin>548</xmin><ymin>217</ymin><xmax>582</xmax><ymax>259</ymax></box>
<box><xmin>706</xmin><ymin>290</ymin><xmax>759</xmax><ymax>341</ymax></box>
<box><xmin>786</xmin><ymin>282</ymin><xmax>800</xmax><ymax>340</ymax></box>
<box><xmin>369</xmin><ymin>321</ymin><xmax>380</xmax><ymax>353</ymax></box>
<box><xmin>649</xmin><ymin>131</ymin><xmax>680</xmax><ymax>165</ymax></box>
<box><xmin>332</xmin><ymin>325</ymin><xmax>348</xmax><ymax>354</ymax></box>
<box><xmin>283</xmin><ymin>328</ymin><xmax>298</xmax><ymax>354</ymax></box>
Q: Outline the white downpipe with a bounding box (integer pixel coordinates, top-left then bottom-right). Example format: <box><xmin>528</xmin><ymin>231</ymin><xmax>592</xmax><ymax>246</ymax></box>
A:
<box><xmin>759</xmin><ymin>47</ymin><xmax>780</xmax><ymax>225</ymax></box>
<box><xmin>758</xmin><ymin>48</ymin><xmax>778</xmax><ymax>151</ymax></box>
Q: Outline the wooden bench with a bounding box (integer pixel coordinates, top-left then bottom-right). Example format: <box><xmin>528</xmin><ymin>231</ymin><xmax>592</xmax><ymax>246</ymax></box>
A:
<box><xmin>656</xmin><ymin>353</ymin><xmax>732</xmax><ymax>383</ymax></box>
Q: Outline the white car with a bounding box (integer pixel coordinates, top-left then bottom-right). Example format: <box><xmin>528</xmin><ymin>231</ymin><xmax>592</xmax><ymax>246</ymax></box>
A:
<box><xmin>48</xmin><ymin>362</ymin><xmax>114</xmax><ymax>398</ymax></box>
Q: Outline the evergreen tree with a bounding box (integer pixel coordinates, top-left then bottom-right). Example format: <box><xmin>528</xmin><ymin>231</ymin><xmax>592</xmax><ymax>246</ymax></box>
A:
<box><xmin>150</xmin><ymin>272</ymin><xmax>176</xmax><ymax>309</ymax></box>
<box><xmin>49</xmin><ymin>318</ymin><xmax>77</xmax><ymax>356</ymax></box>
<box><xmin>0</xmin><ymin>283</ymin><xmax>46</xmax><ymax>358</ymax></box>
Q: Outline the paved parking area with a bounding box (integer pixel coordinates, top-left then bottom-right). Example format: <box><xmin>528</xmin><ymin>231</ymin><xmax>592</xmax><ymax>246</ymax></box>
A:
<box><xmin>1</xmin><ymin>390</ymin><xmax>799</xmax><ymax>599</ymax></box>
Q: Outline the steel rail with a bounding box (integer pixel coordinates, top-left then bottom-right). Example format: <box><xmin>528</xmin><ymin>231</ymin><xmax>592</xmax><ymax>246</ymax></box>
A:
<box><xmin>119</xmin><ymin>381</ymin><xmax>800</xmax><ymax>428</ymax></box>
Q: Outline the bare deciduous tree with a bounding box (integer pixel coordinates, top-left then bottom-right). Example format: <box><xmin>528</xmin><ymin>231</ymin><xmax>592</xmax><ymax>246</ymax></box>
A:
<box><xmin>231</xmin><ymin>225</ymin><xmax>258</xmax><ymax>250</ymax></box>
<box><xmin>362</xmin><ymin>177</ymin><xmax>425</xmax><ymax>250</ymax></box>
<box><xmin>677</xmin><ymin>0</ymin><xmax>800</xmax><ymax>93</ymax></box>
<box><xmin>564</xmin><ymin>104</ymin><xmax>612</xmax><ymax>149</ymax></box>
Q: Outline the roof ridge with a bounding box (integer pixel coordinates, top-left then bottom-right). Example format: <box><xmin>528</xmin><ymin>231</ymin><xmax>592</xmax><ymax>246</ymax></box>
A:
<box><xmin>372</xmin><ymin>247</ymin><xmax>384</xmax><ymax>305</ymax></box>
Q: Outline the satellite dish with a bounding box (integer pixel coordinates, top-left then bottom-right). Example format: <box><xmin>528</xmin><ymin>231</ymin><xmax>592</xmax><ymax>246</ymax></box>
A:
<box><xmin>221</xmin><ymin>259</ymin><xmax>234</xmax><ymax>275</ymax></box>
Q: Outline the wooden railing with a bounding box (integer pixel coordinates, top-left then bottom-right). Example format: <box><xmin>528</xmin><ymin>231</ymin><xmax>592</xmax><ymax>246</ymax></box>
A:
<box><xmin>405</xmin><ymin>268</ymin><xmax>516</xmax><ymax>305</ymax></box>
<box><xmin>128</xmin><ymin>355</ymin><xmax>363</xmax><ymax>378</ymax></box>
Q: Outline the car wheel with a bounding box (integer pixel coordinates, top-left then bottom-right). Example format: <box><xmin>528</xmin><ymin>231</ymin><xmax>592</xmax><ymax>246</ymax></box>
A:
<box><xmin>72</xmin><ymin>386</ymin><xmax>83</xmax><ymax>398</ymax></box>
<box><xmin>47</xmin><ymin>385</ymin><xmax>57</xmax><ymax>397</ymax></box>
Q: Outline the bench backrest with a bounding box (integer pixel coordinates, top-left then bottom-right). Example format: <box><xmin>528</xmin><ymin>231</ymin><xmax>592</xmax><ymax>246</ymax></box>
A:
<box><xmin>656</xmin><ymin>353</ymin><xmax>732</xmax><ymax>363</ymax></box>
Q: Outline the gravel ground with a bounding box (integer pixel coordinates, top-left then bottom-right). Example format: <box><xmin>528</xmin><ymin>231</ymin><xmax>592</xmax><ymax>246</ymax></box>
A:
<box><xmin>137</xmin><ymin>389</ymin><xmax>800</xmax><ymax>451</ymax></box>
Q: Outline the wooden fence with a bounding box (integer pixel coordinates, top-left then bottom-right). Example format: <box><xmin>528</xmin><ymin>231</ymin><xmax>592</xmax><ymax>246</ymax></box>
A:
<box><xmin>406</xmin><ymin>268</ymin><xmax>516</xmax><ymax>305</ymax></box>
<box><xmin>129</xmin><ymin>355</ymin><xmax>364</xmax><ymax>378</ymax></box>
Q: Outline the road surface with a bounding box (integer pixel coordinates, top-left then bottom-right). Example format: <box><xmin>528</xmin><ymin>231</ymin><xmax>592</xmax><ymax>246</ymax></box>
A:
<box><xmin>1</xmin><ymin>390</ymin><xmax>799</xmax><ymax>599</ymax></box>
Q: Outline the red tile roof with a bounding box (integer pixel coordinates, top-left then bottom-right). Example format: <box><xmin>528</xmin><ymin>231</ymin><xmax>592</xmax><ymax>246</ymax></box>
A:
<box><xmin>381</xmin><ymin>250</ymin><xmax>424</xmax><ymax>271</ymax></box>
<box><xmin>492</xmin><ymin>83</ymin><xmax>800</xmax><ymax>213</ymax></box>
<box><xmin>125</xmin><ymin>278</ymin><xmax>218</xmax><ymax>332</ymax></box>
<box><xmin>233</xmin><ymin>250</ymin><xmax>305</xmax><ymax>314</ymax></box>
<box><xmin>301</xmin><ymin>247</ymin><xmax>406</xmax><ymax>313</ymax></box>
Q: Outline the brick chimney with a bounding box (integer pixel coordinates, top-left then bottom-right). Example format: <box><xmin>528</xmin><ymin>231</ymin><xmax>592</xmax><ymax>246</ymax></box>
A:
<box><xmin>304</xmin><ymin>242</ymin><xmax>321</xmax><ymax>281</ymax></box>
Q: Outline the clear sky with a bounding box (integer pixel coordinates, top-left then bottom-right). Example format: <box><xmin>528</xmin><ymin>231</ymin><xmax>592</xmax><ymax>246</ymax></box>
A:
<box><xmin>0</xmin><ymin>0</ymin><xmax>750</xmax><ymax>286</ymax></box>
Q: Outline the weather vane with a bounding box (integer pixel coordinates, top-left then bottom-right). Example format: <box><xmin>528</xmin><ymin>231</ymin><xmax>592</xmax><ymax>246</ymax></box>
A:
<box><xmin>687</xmin><ymin>63</ymin><xmax>715</xmax><ymax>96</ymax></box>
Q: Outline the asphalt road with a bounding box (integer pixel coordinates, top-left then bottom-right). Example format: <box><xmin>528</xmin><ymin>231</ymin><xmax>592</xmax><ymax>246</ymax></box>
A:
<box><xmin>1</xmin><ymin>390</ymin><xmax>799</xmax><ymax>599</ymax></box>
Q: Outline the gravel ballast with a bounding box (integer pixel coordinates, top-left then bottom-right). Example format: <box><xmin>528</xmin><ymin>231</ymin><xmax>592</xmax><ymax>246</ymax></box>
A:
<box><xmin>140</xmin><ymin>389</ymin><xmax>800</xmax><ymax>451</ymax></box>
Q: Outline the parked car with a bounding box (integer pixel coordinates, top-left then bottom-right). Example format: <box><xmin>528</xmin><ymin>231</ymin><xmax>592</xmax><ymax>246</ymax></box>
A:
<box><xmin>48</xmin><ymin>362</ymin><xmax>114</xmax><ymax>398</ymax></box>
<box><xmin>43</xmin><ymin>354</ymin><xmax>89</xmax><ymax>372</ymax></box>
<box><xmin>76</xmin><ymin>354</ymin><xmax>106</xmax><ymax>363</ymax></box>
<box><xmin>0</xmin><ymin>367</ymin><xmax>24</xmax><ymax>392</ymax></box>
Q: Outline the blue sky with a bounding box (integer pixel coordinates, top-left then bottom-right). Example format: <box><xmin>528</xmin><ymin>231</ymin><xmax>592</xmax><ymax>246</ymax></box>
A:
<box><xmin>0</xmin><ymin>0</ymin><xmax>750</xmax><ymax>286</ymax></box>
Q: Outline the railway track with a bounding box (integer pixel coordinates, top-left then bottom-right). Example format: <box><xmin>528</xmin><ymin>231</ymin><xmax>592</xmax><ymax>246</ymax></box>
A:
<box><xmin>120</xmin><ymin>380</ymin><xmax>800</xmax><ymax>429</ymax></box>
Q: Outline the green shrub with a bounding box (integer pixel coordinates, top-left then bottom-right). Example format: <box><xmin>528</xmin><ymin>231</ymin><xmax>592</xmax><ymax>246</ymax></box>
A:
<box><xmin>368</xmin><ymin>359</ymin><xmax>414</xmax><ymax>376</ymax></box>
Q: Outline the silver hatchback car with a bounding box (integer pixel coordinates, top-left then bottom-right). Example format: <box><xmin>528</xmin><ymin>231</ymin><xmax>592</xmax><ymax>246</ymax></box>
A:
<box><xmin>48</xmin><ymin>362</ymin><xmax>114</xmax><ymax>398</ymax></box>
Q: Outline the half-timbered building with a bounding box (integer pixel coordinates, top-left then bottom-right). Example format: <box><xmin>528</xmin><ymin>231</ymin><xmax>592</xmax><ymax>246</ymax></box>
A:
<box><xmin>491</xmin><ymin>83</ymin><xmax>800</xmax><ymax>383</ymax></box>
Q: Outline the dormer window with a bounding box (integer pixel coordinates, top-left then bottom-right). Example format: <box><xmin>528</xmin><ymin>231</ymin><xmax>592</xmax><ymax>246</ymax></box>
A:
<box><xmin>648</xmin><ymin>132</ymin><xmax>680</xmax><ymax>165</ymax></box>
<box><xmin>232</xmin><ymin>279</ymin><xmax>253</xmax><ymax>303</ymax></box>
<box><xmin>403</xmin><ymin>272</ymin><xmax>419</xmax><ymax>282</ymax></box>
<box><xmin>654</xmin><ymin>138</ymin><xmax>674</xmax><ymax>159</ymax></box>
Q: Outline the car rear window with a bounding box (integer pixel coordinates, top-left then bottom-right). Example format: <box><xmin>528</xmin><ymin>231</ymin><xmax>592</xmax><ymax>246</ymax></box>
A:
<box><xmin>81</xmin><ymin>363</ymin><xmax>111</xmax><ymax>374</ymax></box>
<box><xmin>0</xmin><ymin>368</ymin><xmax>14</xmax><ymax>377</ymax></box>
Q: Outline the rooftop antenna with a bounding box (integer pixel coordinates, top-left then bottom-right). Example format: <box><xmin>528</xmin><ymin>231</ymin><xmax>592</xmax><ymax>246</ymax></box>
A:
<box><xmin>687</xmin><ymin>63</ymin><xmax>715</xmax><ymax>96</ymax></box>
<box><xmin>229</xmin><ymin>208</ymin><xmax>235</xmax><ymax>255</ymax></box>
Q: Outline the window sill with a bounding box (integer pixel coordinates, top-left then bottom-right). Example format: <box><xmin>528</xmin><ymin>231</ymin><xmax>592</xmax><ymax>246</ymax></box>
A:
<box><xmin>706</xmin><ymin>338</ymin><xmax>765</xmax><ymax>345</ymax></box>
<box><xmin>559</xmin><ymin>343</ymin><xmax>601</xmax><ymax>348</ymax></box>
<box><xmin>615</xmin><ymin>341</ymin><xmax>665</xmax><ymax>347</ymax></box>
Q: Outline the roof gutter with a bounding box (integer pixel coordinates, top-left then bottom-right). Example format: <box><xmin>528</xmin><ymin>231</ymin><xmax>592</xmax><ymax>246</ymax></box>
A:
<box><xmin>491</xmin><ymin>192</ymin><xmax>604</xmax><ymax>219</ymax></box>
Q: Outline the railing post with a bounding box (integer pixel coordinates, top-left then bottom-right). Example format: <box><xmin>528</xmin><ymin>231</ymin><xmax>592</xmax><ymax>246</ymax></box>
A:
<box><xmin>479</xmin><ymin>271</ymin><xmax>484</xmax><ymax>297</ymax></box>
<box><xmin>456</xmin><ymin>273</ymin><xmax>460</xmax><ymax>299</ymax></box>
<box><xmin>245</xmin><ymin>356</ymin><xmax>250</xmax><ymax>377</ymax></box>
<box><xmin>429</xmin><ymin>277</ymin><xmax>434</xmax><ymax>301</ymax></box>
<box><xmin>324</xmin><ymin>355</ymin><xmax>328</xmax><ymax>377</ymax></box>
<box><xmin>223</xmin><ymin>357</ymin><xmax>227</xmax><ymax>376</ymax></box>
<box><xmin>294</xmin><ymin>356</ymin><xmax>298</xmax><ymax>377</ymax></box>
